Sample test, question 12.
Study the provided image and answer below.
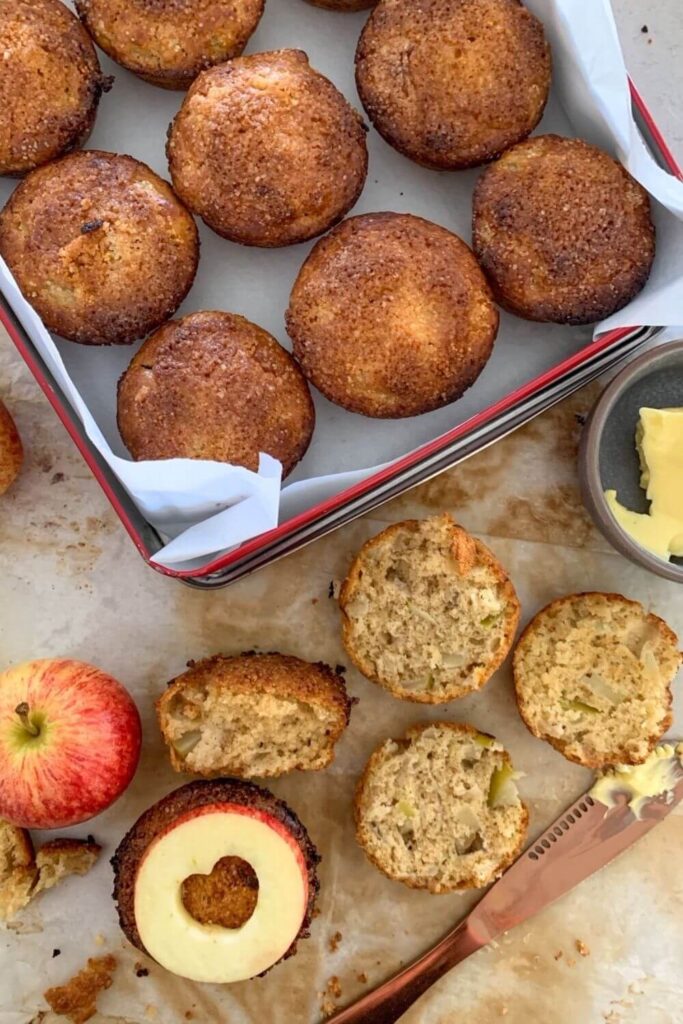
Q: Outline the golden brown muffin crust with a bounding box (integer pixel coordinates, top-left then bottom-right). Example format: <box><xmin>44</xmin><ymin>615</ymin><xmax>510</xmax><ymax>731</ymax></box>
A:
<box><xmin>355</xmin><ymin>0</ymin><xmax>551</xmax><ymax>170</ymax></box>
<box><xmin>286</xmin><ymin>212</ymin><xmax>499</xmax><ymax>418</ymax></box>
<box><xmin>0</xmin><ymin>0</ymin><xmax>111</xmax><ymax>177</ymax></box>
<box><xmin>0</xmin><ymin>401</ymin><xmax>23</xmax><ymax>495</ymax></box>
<box><xmin>167</xmin><ymin>49</ymin><xmax>369</xmax><ymax>247</ymax></box>
<box><xmin>111</xmin><ymin>779</ymin><xmax>320</xmax><ymax>972</ymax></box>
<box><xmin>0</xmin><ymin>151</ymin><xmax>199</xmax><ymax>346</ymax></box>
<box><xmin>117</xmin><ymin>310</ymin><xmax>314</xmax><ymax>476</ymax></box>
<box><xmin>473</xmin><ymin>135</ymin><xmax>656</xmax><ymax>325</ymax></box>
<box><xmin>354</xmin><ymin>722</ymin><xmax>529</xmax><ymax>892</ymax></box>
<box><xmin>76</xmin><ymin>0</ymin><xmax>264</xmax><ymax>90</ymax></box>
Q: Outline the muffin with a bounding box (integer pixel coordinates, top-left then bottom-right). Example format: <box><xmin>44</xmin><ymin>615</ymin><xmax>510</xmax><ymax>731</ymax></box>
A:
<box><xmin>0</xmin><ymin>401</ymin><xmax>22</xmax><ymax>495</ymax></box>
<box><xmin>286</xmin><ymin>213</ymin><xmax>499</xmax><ymax>418</ymax></box>
<box><xmin>157</xmin><ymin>653</ymin><xmax>354</xmax><ymax>777</ymax></box>
<box><xmin>117</xmin><ymin>311</ymin><xmax>314</xmax><ymax>477</ymax></box>
<box><xmin>76</xmin><ymin>0</ymin><xmax>264</xmax><ymax>91</ymax></box>
<box><xmin>0</xmin><ymin>0</ymin><xmax>111</xmax><ymax>177</ymax></box>
<box><xmin>112</xmin><ymin>779</ymin><xmax>320</xmax><ymax>982</ymax></box>
<box><xmin>355</xmin><ymin>0</ymin><xmax>551</xmax><ymax>170</ymax></box>
<box><xmin>355</xmin><ymin>722</ymin><xmax>528</xmax><ymax>892</ymax></box>
<box><xmin>340</xmin><ymin>514</ymin><xmax>520</xmax><ymax>702</ymax></box>
<box><xmin>513</xmin><ymin>592</ymin><xmax>681</xmax><ymax>768</ymax></box>
<box><xmin>0</xmin><ymin>151</ymin><xmax>199</xmax><ymax>346</ymax></box>
<box><xmin>473</xmin><ymin>135</ymin><xmax>656</xmax><ymax>324</ymax></box>
<box><xmin>167</xmin><ymin>49</ymin><xmax>368</xmax><ymax>247</ymax></box>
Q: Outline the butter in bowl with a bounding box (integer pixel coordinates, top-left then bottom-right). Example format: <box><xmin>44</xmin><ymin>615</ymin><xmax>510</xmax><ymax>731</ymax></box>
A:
<box><xmin>579</xmin><ymin>340</ymin><xmax>683</xmax><ymax>582</ymax></box>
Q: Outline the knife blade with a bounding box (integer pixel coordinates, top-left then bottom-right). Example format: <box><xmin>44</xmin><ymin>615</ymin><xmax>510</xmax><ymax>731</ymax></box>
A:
<box><xmin>326</xmin><ymin>748</ymin><xmax>683</xmax><ymax>1024</ymax></box>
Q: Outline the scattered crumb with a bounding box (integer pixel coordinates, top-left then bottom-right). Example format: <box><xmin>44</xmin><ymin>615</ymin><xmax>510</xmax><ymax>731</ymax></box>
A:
<box><xmin>500</xmin><ymin>1009</ymin><xmax>509</xmax><ymax>1018</ymax></box>
<box><xmin>50</xmin><ymin>472</ymin><xmax>65</xmax><ymax>484</ymax></box>
<box><xmin>566</xmin><ymin>957</ymin><xmax>577</xmax><ymax>967</ymax></box>
<box><xmin>320</xmin><ymin>976</ymin><xmax>343</xmax><ymax>1017</ymax></box>
<box><xmin>184</xmin><ymin>1013</ymin><xmax>194</xmax><ymax>1021</ymax></box>
<box><xmin>311</xmin><ymin>906</ymin><xmax>321</xmax><ymax>919</ymax></box>
<box><xmin>52</xmin><ymin>949</ymin><xmax>61</xmax><ymax>958</ymax></box>
<box><xmin>356</xmin><ymin>971</ymin><xmax>367</xmax><ymax>984</ymax></box>
<box><xmin>641</xmin><ymin>24</ymin><xmax>648</xmax><ymax>33</ymax></box>
<box><xmin>328</xmin><ymin>579</ymin><xmax>341</xmax><ymax>599</ymax></box>
<box><xmin>575</xmin><ymin>939</ymin><xmax>590</xmax><ymax>957</ymax></box>
<box><xmin>311</xmin><ymin>597</ymin><xmax>318</xmax><ymax>605</ymax></box>
<box><xmin>134</xmin><ymin>962</ymin><xmax>149</xmax><ymax>978</ymax></box>
<box><xmin>93</xmin><ymin>934</ymin><xmax>105</xmax><ymax>947</ymax></box>
<box><xmin>554</xmin><ymin>950</ymin><xmax>563</xmax><ymax>961</ymax></box>
<box><xmin>335</xmin><ymin>664</ymin><xmax>346</xmax><ymax>675</ymax></box>
<box><xmin>574</xmin><ymin>412</ymin><xmax>587</xmax><ymax>426</ymax></box>
<box><xmin>145</xmin><ymin>1006</ymin><xmax>158</xmax><ymax>1020</ymax></box>
<box><xmin>44</xmin><ymin>954</ymin><xmax>117</xmax><ymax>1024</ymax></box>
<box><xmin>328</xmin><ymin>931</ymin><xmax>343</xmax><ymax>953</ymax></box>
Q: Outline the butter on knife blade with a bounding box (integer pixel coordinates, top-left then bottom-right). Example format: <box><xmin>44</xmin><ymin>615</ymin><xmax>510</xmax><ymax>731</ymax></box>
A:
<box><xmin>591</xmin><ymin>742</ymin><xmax>683</xmax><ymax>819</ymax></box>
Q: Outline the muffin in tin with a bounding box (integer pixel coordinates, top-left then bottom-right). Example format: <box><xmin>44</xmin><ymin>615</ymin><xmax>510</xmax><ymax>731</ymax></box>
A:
<box><xmin>286</xmin><ymin>212</ymin><xmax>499</xmax><ymax>418</ymax></box>
<box><xmin>167</xmin><ymin>49</ymin><xmax>368</xmax><ymax>247</ymax></box>
<box><xmin>472</xmin><ymin>134</ymin><xmax>656</xmax><ymax>325</ymax></box>
<box><xmin>76</xmin><ymin>0</ymin><xmax>265</xmax><ymax>91</ymax></box>
<box><xmin>355</xmin><ymin>0</ymin><xmax>551</xmax><ymax>170</ymax></box>
<box><xmin>117</xmin><ymin>311</ymin><xmax>315</xmax><ymax>476</ymax></box>
<box><xmin>0</xmin><ymin>151</ymin><xmax>199</xmax><ymax>346</ymax></box>
<box><xmin>0</xmin><ymin>0</ymin><xmax>112</xmax><ymax>177</ymax></box>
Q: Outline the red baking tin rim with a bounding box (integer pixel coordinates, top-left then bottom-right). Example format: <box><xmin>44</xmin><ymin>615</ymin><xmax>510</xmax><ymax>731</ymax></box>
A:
<box><xmin>1</xmin><ymin>81</ymin><xmax>680</xmax><ymax>580</ymax></box>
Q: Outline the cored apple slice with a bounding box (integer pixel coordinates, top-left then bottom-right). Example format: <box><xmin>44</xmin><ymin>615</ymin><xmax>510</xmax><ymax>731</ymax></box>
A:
<box><xmin>133</xmin><ymin>802</ymin><xmax>309</xmax><ymax>984</ymax></box>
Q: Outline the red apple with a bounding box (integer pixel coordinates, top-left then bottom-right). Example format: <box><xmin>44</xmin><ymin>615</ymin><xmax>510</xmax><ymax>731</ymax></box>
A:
<box><xmin>0</xmin><ymin>658</ymin><xmax>141</xmax><ymax>828</ymax></box>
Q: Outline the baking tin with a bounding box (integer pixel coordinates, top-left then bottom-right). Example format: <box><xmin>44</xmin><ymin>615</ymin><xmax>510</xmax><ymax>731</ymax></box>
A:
<box><xmin>0</xmin><ymin>83</ymin><xmax>679</xmax><ymax>588</ymax></box>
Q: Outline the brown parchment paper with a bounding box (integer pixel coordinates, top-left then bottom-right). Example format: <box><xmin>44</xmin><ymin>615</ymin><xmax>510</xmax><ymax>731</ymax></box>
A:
<box><xmin>1</xmin><ymin>329</ymin><xmax>682</xmax><ymax>1024</ymax></box>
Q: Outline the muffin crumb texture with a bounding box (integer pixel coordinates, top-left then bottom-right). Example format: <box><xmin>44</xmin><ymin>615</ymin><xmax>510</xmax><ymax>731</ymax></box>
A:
<box><xmin>341</xmin><ymin>514</ymin><xmax>520</xmax><ymax>702</ymax></box>
<box><xmin>513</xmin><ymin>592</ymin><xmax>680</xmax><ymax>767</ymax></box>
<box><xmin>157</xmin><ymin>653</ymin><xmax>353</xmax><ymax>777</ymax></box>
<box><xmin>355</xmin><ymin>722</ymin><xmax>528</xmax><ymax>892</ymax></box>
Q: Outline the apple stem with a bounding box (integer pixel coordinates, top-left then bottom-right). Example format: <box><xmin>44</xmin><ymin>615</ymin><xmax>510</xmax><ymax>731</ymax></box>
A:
<box><xmin>15</xmin><ymin>702</ymin><xmax>40</xmax><ymax>737</ymax></box>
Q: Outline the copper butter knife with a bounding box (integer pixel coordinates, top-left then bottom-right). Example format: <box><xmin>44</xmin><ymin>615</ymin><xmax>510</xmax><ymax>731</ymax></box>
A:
<box><xmin>326</xmin><ymin>745</ymin><xmax>683</xmax><ymax>1024</ymax></box>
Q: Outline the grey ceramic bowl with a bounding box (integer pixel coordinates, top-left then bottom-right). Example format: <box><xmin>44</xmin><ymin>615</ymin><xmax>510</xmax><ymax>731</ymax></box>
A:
<box><xmin>579</xmin><ymin>340</ymin><xmax>683</xmax><ymax>583</ymax></box>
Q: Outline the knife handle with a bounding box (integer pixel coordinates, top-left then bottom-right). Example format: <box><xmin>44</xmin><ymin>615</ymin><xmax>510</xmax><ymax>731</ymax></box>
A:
<box><xmin>324</xmin><ymin>919</ymin><xmax>483</xmax><ymax>1024</ymax></box>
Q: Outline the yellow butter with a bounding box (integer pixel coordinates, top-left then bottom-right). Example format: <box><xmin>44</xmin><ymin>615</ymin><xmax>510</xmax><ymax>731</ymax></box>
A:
<box><xmin>591</xmin><ymin>743</ymin><xmax>683</xmax><ymax>819</ymax></box>
<box><xmin>604</xmin><ymin>407</ymin><xmax>683</xmax><ymax>561</ymax></box>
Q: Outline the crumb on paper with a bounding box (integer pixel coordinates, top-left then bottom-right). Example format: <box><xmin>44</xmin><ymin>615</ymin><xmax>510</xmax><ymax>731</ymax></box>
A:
<box><xmin>43</xmin><ymin>954</ymin><xmax>117</xmax><ymax>1024</ymax></box>
<box><xmin>328</xmin><ymin>579</ymin><xmax>341</xmax><ymax>600</ymax></box>
<box><xmin>93</xmin><ymin>933</ymin><xmax>105</xmax><ymax>947</ymax></box>
<box><xmin>311</xmin><ymin>906</ymin><xmax>321</xmax><ymax>919</ymax></box>
<box><xmin>52</xmin><ymin>949</ymin><xmax>61</xmax><ymax>958</ymax></box>
<box><xmin>320</xmin><ymin>976</ymin><xmax>343</xmax><ymax>1017</ymax></box>
<box><xmin>641</xmin><ymin>24</ymin><xmax>648</xmax><ymax>33</ymax></box>
<box><xmin>50</xmin><ymin>472</ymin><xmax>65</xmax><ymax>484</ymax></box>
<box><xmin>566</xmin><ymin>956</ymin><xmax>577</xmax><ymax>967</ymax></box>
<box><xmin>500</xmin><ymin>1009</ymin><xmax>509</xmax><ymax>1018</ymax></box>
<box><xmin>357</xmin><ymin>971</ymin><xmax>368</xmax><ymax>984</ymax></box>
<box><xmin>184</xmin><ymin>1013</ymin><xmax>194</xmax><ymax>1021</ymax></box>
<box><xmin>328</xmin><ymin>930</ymin><xmax>343</xmax><ymax>953</ymax></box>
<box><xmin>311</xmin><ymin>597</ymin><xmax>318</xmax><ymax>605</ymax></box>
<box><xmin>145</xmin><ymin>1005</ymin><xmax>158</xmax><ymax>1020</ymax></box>
<box><xmin>575</xmin><ymin>939</ymin><xmax>590</xmax><ymax>957</ymax></box>
<box><xmin>134</xmin><ymin>962</ymin><xmax>149</xmax><ymax>978</ymax></box>
<box><xmin>335</xmin><ymin>664</ymin><xmax>346</xmax><ymax>675</ymax></box>
<box><xmin>554</xmin><ymin>950</ymin><xmax>563</xmax><ymax>961</ymax></box>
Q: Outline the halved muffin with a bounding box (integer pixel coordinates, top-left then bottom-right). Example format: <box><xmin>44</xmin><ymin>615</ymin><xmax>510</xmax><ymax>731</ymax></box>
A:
<box><xmin>158</xmin><ymin>653</ymin><xmax>353</xmax><ymax>778</ymax></box>
<box><xmin>340</xmin><ymin>514</ymin><xmax>520</xmax><ymax>702</ymax></box>
<box><xmin>513</xmin><ymin>592</ymin><xmax>681</xmax><ymax>768</ymax></box>
<box><xmin>355</xmin><ymin>722</ymin><xmax>528</xmax><ymax>892</ymax></box>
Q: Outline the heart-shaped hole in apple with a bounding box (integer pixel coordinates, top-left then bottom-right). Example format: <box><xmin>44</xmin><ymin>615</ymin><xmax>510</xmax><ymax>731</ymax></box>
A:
<box><xmin>181</xmin><ymin>856</ymin><xmax>259</xmax><ymax>929</ymax></box>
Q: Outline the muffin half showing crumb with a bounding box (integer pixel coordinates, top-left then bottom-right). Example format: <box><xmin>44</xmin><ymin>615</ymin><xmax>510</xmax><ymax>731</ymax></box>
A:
<box><xmin>355</xmin><ymin>722</ymin><xmax>528</xmax><ymax>892</ymax></box>
<box><xmin>76</xmin><ymin>0</ymin><xmax>264</xmax><ymax>90</ymax></box>
<box><xmin>473</xmin><ymin>135</ymin><xmax>655</xmax><ymax>324</ymax></box>
<box><xmin>0</xmin><ymin>151</ymin><xmax>199</xmax><ymax>345</ymax></box>
<box><xmin>286</xmin><ymin>213</ymin><xmax>499</xmax><ymax>418</ymax></box>
<box><xmin>112</xmin><ymin>779</ymin><xmax>320</xmax><ymax>983</ymax></box>
<box><xmin>167</xmin><ymin>49</ymin><xmax>368</xmax><ymax>246</ymax></box>
<box><xmin>157</xmin><ymin>653</ymin><xmax>354</xmax><ymax>777</ymax></box>
<box><xmin>340</xmin><ymin>514</ymin><xmax>520</xmax><ymax>702</ymax></box>
<box><xmin>355</xmin><ymin>0</ymin><xmax>551</xmax><ymax>169</ymax></box>
<box><xmin>117</xmin><ymin>311</ymin><xmax>314</xmax><ymax>476</ymax></box>
<box><xmin>513</xmin><ymin>592</ymin><xmax>681</xmax><ymax>768</ymax></box>
<box><xmin>0</xmin><ymin>0</ymin><xmax>111</xmax><ymax>176</ymax></box>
